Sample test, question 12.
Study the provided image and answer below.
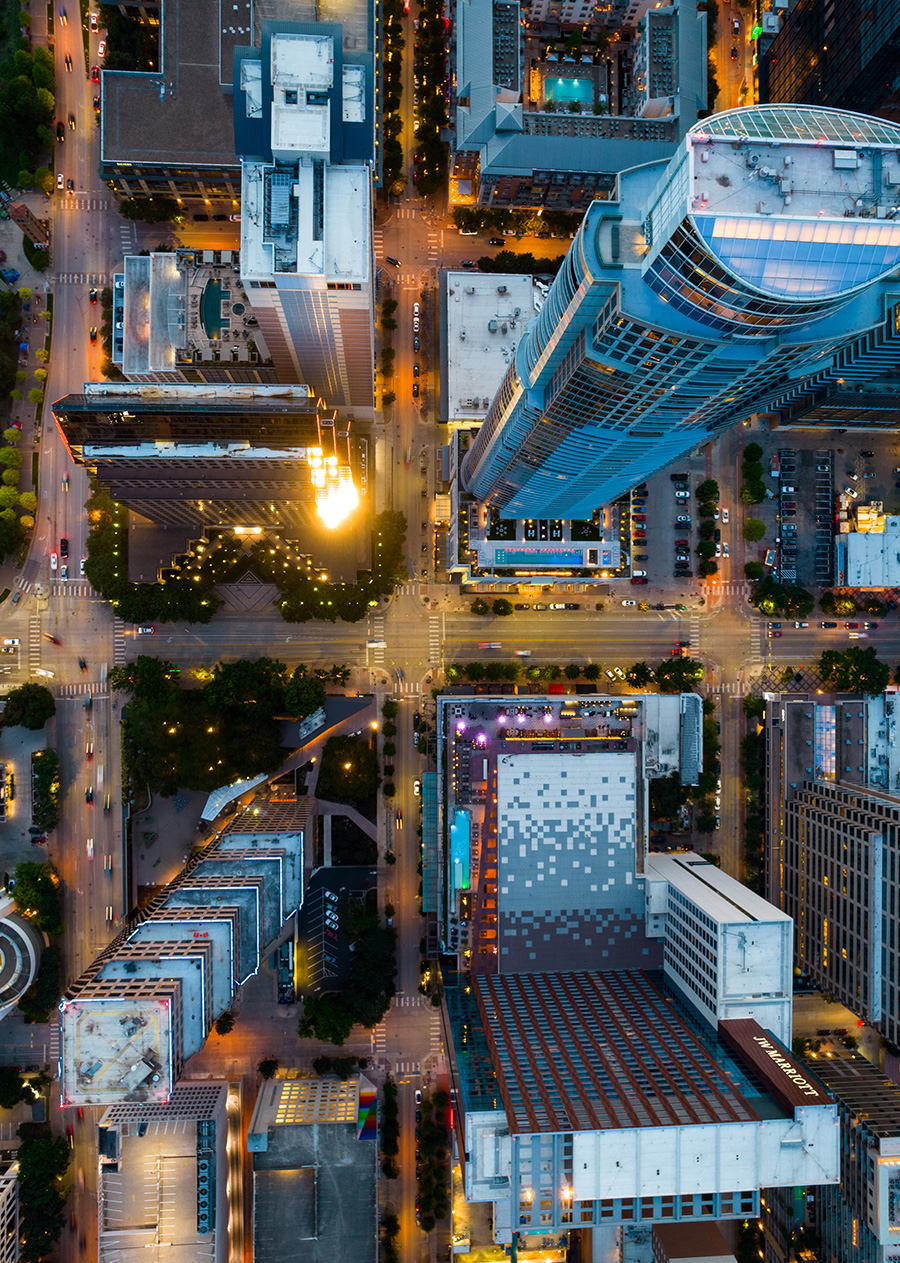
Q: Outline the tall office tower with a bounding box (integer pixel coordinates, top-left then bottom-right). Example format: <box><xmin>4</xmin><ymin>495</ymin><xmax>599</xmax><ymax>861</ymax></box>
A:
<box><xmin>234</xmin><ymin>23</ymin><xmax>375</xmax><ymax>410</ymax></box>
<box><xmin>796</xmin><ymin>1052</ymin><xmax>900</xmax><ymax>1263</ymax></box>
<box><xmin>435</xmin><ymin>692</ymin><xmax>830</xmax><ymax>1247</ymax></box>
<box><xmin>764</xmin><ymin>691</ymin><xmax>900</xmax><ymax>1048</ymax></box>
<box><xmin>59</xmin><ymin>804</ymin><xmax>304</xmax><ymax>1106</ymax></box>
<box><xmin>53</xmin><ymin>383</ymin><xmax>367</xmax><ymax>542</ymax></box>
<box><xmin>0</xmin><ymin>1161</ymin><xmax>18</xmax><ymax>1263</ymax></box>
<box><xmin>760</xmin><ymin>0</ymin><xmax>900</xmax><ymax>119</ymax></box>
<box><xmin>462</xmin><ymin>105</ymin><xmax>900</xmax><ymax>521</ymax></box>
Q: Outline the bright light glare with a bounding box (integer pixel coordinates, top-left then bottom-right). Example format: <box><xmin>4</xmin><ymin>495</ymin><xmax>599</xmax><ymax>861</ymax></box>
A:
<box><xmin>317</xmin><ymin>475</ymin><xmax>359</xmax><ymax>529</ymax></box>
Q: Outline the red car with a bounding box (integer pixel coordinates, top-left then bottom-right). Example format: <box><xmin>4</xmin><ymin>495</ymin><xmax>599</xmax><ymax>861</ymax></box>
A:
<box><xmin>845</xmin><ymin>622</ymin><xmax>860</xmax><ymax>629</ymax></box>
<box><xmin>90</xmin><ymin>65</ymin><xmax>99</xmax><ymax>82</ymax></box>
<box><xmin>631</xmin><ymin>576</ymin><xmax>648</xmax><ymax>584</ymax></box>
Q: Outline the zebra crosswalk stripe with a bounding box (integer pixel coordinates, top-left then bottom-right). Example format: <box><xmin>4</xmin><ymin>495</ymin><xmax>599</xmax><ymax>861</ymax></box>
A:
<box><xmin>113</xmin><ymin>618</ymin><xmax>126</xmax><ymax>666</ymax></box>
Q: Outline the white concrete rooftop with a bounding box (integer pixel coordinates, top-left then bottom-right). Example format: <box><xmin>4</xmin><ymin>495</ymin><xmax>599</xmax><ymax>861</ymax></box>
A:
<box><xmin>59</xmin><ymin>995</ymin><xmax>173</xmax><ymax>1107</ymax></box>
<box><xmin>445</xmin><ymin>271</ymin><xmax>539</xmax><ymax>424</ymax></box>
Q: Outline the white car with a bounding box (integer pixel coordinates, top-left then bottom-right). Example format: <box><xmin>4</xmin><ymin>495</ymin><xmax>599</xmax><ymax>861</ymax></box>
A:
<box><xmin>413</xmin><ymin>317</ymin><xmax>420</xmax><ymax>332</ymax></box>
<box><xmin>2</xmin><ymin>638</ymin><xmax>18</xmax><ymax>646</ymax></box>
<box><xmin>413</xmin><ymin>302</ymin><xmax>420</xmax><ymax>316</ymax></box>
<box><xmin>715</xmin><ymin>544</ymin><xmax>721</xmax><ymax>557</ymax></box>
<box><xmin>86</xmin><ymin>837</ymin><xmax>94</xmax><ymax>859</ymax></box>
<box><xmin>614</xmin><ymin>667</ymin><xmax>625</xmax><ymax>680</ymax></box>
<box><xmin>621</xmin><ymin>599</ymin><xmax>637</xmax><ymax>606</ymax></box>
<box><xmin>56</xmin><ymin>172</ymin><xmax>64</xmax><ymax>191</ymax></box>
<box><xmin>50</xmin><ymin>552</ymin><xmax>58</xmax><ymax>571</ymax></box>
<box><xmin>414</xmin><ymin>779</ymin><xmax>421</xmax><ymax>796</ymax></box>
<box><xmin>79</xmin><ymin>557</ymin><xmax>86</xmax><ymax>575</ymax></box>
<box><xmin>721</xmin><ymin>508</ymin><xmax>729</xmax><ymax>523</ymax></box>
<box><xmin>137</xmin><ymin>625</ymin><xmax>154</xmax><ymax>634</ymax></box>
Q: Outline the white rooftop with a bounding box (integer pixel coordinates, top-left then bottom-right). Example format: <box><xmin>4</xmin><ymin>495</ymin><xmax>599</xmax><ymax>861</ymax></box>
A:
<box><xmin>445</xmin><ymin>271</ymin><xmax>539</xmax><ymax>424</ymax></box>
<box><xmin>59</xmin><ymin>996</ymin><xmax>173</xmax><ymax>1107</ymax></box>
<box><xmin>834</xmin><ymin>517</ymin><xmax>900</xmax><ymax>588</ymax></box>
<box><xmin>647</xmin><ymin>851</ymin><xmax>792</xmax><ymax>925</ymax></box>
<box><xmin>270</xmin><ymin>33</ymin><xmax>334</xmax><ymax>158</ymax></box>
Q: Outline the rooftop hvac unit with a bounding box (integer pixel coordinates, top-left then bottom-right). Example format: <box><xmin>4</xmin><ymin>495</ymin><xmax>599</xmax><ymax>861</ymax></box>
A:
<box><xmin>497</xmin><ymin>285</ymin><xmax>507</xmax><ymax>293</ymax></box>
<box><xmin>701</xmin><ymin>150</ymin><xmax>709</xmax><ymax>162</ymax></box>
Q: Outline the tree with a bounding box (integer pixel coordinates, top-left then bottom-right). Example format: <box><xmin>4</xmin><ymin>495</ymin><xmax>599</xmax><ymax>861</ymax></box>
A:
<box><xmin>27</xmin><ymin>388</ymin><xmax>42</xmax><ymax>405</ymax></box>
<box><xmin>1</xmin><ymin>469</ymin><xmax>18</xmax><ymax>486</ymax></box>
<box><xmin>491</xmin><ymin>598</ymin><xmax>514</xmax><ymax>616</ymax></box>
<box><xmin>204</xmin><ymin>656</ymin><xmax>287</xmax><ymax>714</ymax></box>
<box><xmin>12</xmin><ymin>862</ymin><xmax>63</xmax><ymax>937</ymax></box>
<box><xmin>740</xmin><ymin>482</ymin><xmax>766</xmax><ymax>505</ymax></box>
<box><xmin>18</xmin><ymin>491</ymin><xmax>36</xmax><ymax>511</ymax></box>
<box><xmin>625</xmin><ymin>661</ymin><xmax>655</xmax><ymax>687</ymax></box>
<box><xmin>284</xmin><ymin>666</ymin><xmax>326</xmax><ymax>719</ymax></box>
<box><xmin>32</xmin><ymin>368</ymin><xmax>47</xmax><ymax>383</ymax></box>
<box><xmin>2</xmin><ymin>427</ymin><xmax>20</xmax><ymax>442</ymax></box>
<box><xmin>316</xmin><ymin>734</ymin><xmax>381</xmax><ymax>806</ymax></box>
<box><xmin>741</xmin><ymin>460</ymin><xmax>765</xmax><ymax>482</ymax></box>
<box><xmin>818</xmin><ymin>646</ymin><xmax>890</xmax><ymax>694</ymax></box>
<box><xmin>583</xmin><ymin>663</ymin><xmax>601</xmax><ymax>681</ymax></box>
<box><xmin>695</xmin><ymin>809</ymin><xmax>719</xmax><ymax>834</ymax></box>
<box><xmin>744</xmin><ymin>561</ymin><xmax>763</xmax><ymax>581</ymax></box>
<box><xmin>698</xmin><ymin>521</ymin><xmax>715</xmax><ymax>541</ymax></box>
<box><xmin>0</xmin><ymin>447</ymin><xmax>21</xmax><ymax>468</ymax></box>
<box><xmin>743</xmin><ymin>442</ymin><xmax>763</xmax><ymax>461</ymax></box>
<box><xmin>697</xmin><ymin>541</ymin><xmax>716</xmax><ymax>559</ymax></box>
<box><xmin>214</xmin><ymin>1012</ymin><xmax>235</xmax><ymax>1035</ymax></box>
<box><xmin>696</xmin><ymin>479</ymin><xmax>719</xmax><ymax>502</ymax></box>
<box><xmin>563</xmin><ymin>662</ymin><xmax>581</xmax><ymax>680</ymax></box>
<box><xmin>655</xmin><ymin>657</ymin><xmax>703</xmax><ymax>693</ymax></box>
<box><xmin>742</xmin><ymin>695</ymin><xmax>766</xmax><ymax>718</ymax></box>
<box><xmin>0</xmin><ymin>1067</ymin><xmax>26</xmax><ymax>1110</ymax></box>
<box><xmin>382</xmin><ymin>391</ymin><xmax>396</xmax><ymax>407</ymax></box>
<box><xmin>16</xmin><ymin>1123</ymin><xmax>70</xmax><ymax>1263</ymax></box>
<box><xmin>0</xmin><ymin>486</ymin><xmax>18</xmax><ymax>509</ymax></box>
<box><xmin>258</xmin><ymin>1058</ymin><xmax>280</xmax><ymax>1080</ymax></box>
<box><xmin>544</xmin><ymin>663</ymin><xmax>562</xmax><ymax>680</ymax></box>
<box><xmin>743</xmin><ymin>519</ymin><xmax>766</xmax><ymax>542</ymax></box>
<box><xmin>298</xmin><ymin>993</ymin><xmax>355</xmax><ymax>1045</ymax></box>
<box><xmin>3</xmin><ymin>682</ymin><xmax>55</xmax><ymax>728</ymax></box>
<box><xmin>470</xmin><ymin>598</ymin><xmax>489</xmax><ymax>615</ymax></box>
<box><xmin>698</xmin><ymin>559</ymin><xmax>718</xmax><ymax>578</ymax></box>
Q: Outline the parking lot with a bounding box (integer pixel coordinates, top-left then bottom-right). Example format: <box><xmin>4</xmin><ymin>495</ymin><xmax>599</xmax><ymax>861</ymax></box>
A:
<box><xmin>773</xmin><ymin>447</ymin><xmax>834</xmax><ymax>587</ymax></box>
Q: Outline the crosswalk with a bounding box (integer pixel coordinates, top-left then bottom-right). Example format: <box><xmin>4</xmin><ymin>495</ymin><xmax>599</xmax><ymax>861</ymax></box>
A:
<box><xmin>50</xmin><ymin>581</ymin><xmax>92</xmax><ymax>597</ymax></box>
<box><xmin>715</xmin><ymin>581</ymin><xmax>750</xmax><ymax>596</ymax></box>
<box><xmin>367</xmin><ymin>615</ymin><xmax>385</xmax><ymax>669</ymax></box>
<box><xmin>426</xmin><ymin>229</ymin><xmax>440</xmax><ymax>267</ymax></box>
<box><xmin>750</xmin><ymin>620</ymin><xmax>765</xmax><ymax>660</ymax></box>
<box><xmin>396</xmin><ymin>583</ymin><xmax>420</xmax><ymax>596</ymax></box>
<box><xmin>60</xmin><ymin>196</ymin><xmax>110</xmax><ymax>212</ymax></box>
<box><xmin>429</xmin><ymin>1009</ymin><xmax>443</xmax><ymax>1056</ymax></box>
<box><xmin>394</xmin><ymin>1059</ymin><xmax>420</xmax><ymax>1074</ymax></box>
<box><xmin>397</xmin><ymin>680</ymin><xmax>420</xmax><ymax>696</ymax></box>
<box><xmin>428</xmin><ymin>614</ymin><xmax>441</xmax><ymax>666</ymax></box>
<box><xmin>393</xmin><ymin>992</ymin><xmax>427</xmax><ymax>1008</ymax></box>
<box><xmin>708</xmin><ymin>681</ymin><xmax>745</xmax><ymax>696</ymax></box>
<box><xmin>688</xmin><ymin>615</ymin><xmax>701</xmax><ymax>658</ymax></box>
<box><xmin>57</xmin><ymin>683</ymin><xmax>107</xmax><ymax>698</ymax></box>
<box><xmin>28</xmin><ymin>616</ymin><xmax>40</xmax><ymax>673</ymax></box>
<box><xmin>54</xmin><ymin>272</ymin><xmax>109</xmax><ymax>285</ymax></box>
<box><xmin>374</xmin><ymin>227</ymin><xmax>384</xmax><ymax>257</ymax></box>
<box><xmin>113</xmin><ymin>618</ymin><xmax>126</xmax><ymax>666</ymax></box>
<box><xmin>372</xmin><ymin>1019</ymin><xmax>387</xmax><ymax>1055</ymax></box>
<box><xmin>395</xmin><ymin>205</ymin><xmax>418</xmax><ymax>219</ymax></box>
<box><xmin>118</xmin><ymin>219</ymin><xmax>137</xmax><ymax>258</ymax></box>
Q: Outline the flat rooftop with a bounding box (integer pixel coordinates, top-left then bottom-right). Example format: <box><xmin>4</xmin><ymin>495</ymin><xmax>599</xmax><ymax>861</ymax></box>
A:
<box><xmin>835</xmin><ymin>517</ymin><xmax>900</xmax><ymax>587</ymax></box>
<box><xmin>444</xmin><ymin>271</ymin><xmax>539</xmax><ymax>424</ymax></box>
<box><xmin>646</xmin><ymin>851</ymin><xmax>793</xmax><ymax>925</ymax></box>
<box><xmin>60</xmin><ymin>996</ymin><xmax>172</xmax><ymax>1107</ymax></box>
<box><xmin>100</xmin><ymin>0</ymin><xmax>246</xmax><ymax>170</ymax></box>
<box><xmin>474</xmin><ymin>969</ymin><xmax>780</xmax><ymax>1133</ymax></box>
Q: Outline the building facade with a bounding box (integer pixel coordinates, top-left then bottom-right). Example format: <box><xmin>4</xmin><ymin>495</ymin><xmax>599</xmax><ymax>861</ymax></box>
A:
<box><xmin>764</xmin><ymin>691</ymin><xmax>900</xmax><ymax>1050</ymax></box>
<box><xmin>59</xmin><ymin>804</ymin><xmax>305</xmax><ymax>1107</ymax></box>
<box><xmin>462</xmin><ymin>106</ymin><xmax>900</xmax><ymax>521</ymax></box>
<box><xmin>0</xmin><ymin>1161</ymin><xmax>18</xmax><ymax>1263</ymax></box>
<box><xmin>233</xmin><ymin>23</ymin><xmax>375</xmax><ymax>410</ymax></box>
<box><xmin>53</xmin><ymin>383</ymin><xmax>367</xmax><ymax>540</ymax></box>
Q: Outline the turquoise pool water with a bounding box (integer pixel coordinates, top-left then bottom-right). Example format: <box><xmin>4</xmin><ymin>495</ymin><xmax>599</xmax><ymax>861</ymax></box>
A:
<box><xmin>545</xmin><ymin>76</ymin><xmax>593</xmax><ymax>104</ymax></box>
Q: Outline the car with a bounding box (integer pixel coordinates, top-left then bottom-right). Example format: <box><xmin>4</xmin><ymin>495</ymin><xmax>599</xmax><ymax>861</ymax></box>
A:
<box><xmin>50</xmin><ymin>552</ymin><xmax>58</xmax><ymax>571</ymax></box>
<box><xmin>714</xmin><ymin>529</ymin><xmax>721</xmax><ymax>543</ymax></box>
<box><xmin>412</xmin><ymin>382</ymin><xmax>419</xmax><ymax>397</ymax></box>
<box><xmin>675</xmin><ymin>538</ymin><xmax>689</xmax><ymax>547</ymax></box>
<box><xmin>413</xmin><ymin>317</ymin><xmax>419</xmax><ymax>332</ymax></box>
<box><xmin>564</xmin><ymin>603</ymin><xmax>579</xmax><ymax>610</ymax></box>
<box><xmin>414</xmin><ymin>779</ymin><xmax>421</xmax><ymax>796</ymax></box>
<box><xmin>820</xmin><ymin>621</ymin><xmax>837</xmax><ymax>628</ymax></box>
<box><xmin>78</xmin><ymin>656</ymin><xmax>87</xmax><ymax>673</ymax></box>
<box><xmin>770</xmin><ymin>622</ymin><xmax>782</xmax><ymax>629</ymax></box>
<box><xmin>669</xmin><ymin>472</ymin><xmax>688</xmax><ymax>481</ymax></box>
<box><xmin>632</xmin><ymin>569</ymin><xmax>647</xmax><ymax>578</ymax></box>
<box><xmin>89</xmin><ymin>287</ymin><xmax>97</xmax><ymax>303</ymax></box>
<box><xmin>193</xmin><ymin>213</ymin><xmax>208</xmax><ymax>221</ymax></box>
<box><xmin>864</xmin><ymin>621</ymin><xmax>879</xmax><ymax>629</ymax></box>
<box><xmin>722</xmin><ymin>543</ymin><xmax>729</xmax><ymax>557</ymax></box>
<box><xmin>548</xmin><ymin>603</ymin><xmax>565</xmax><ymax>610</ymax></box>
<box><xmin>93</xmin><ymin>95</ymin><xmax>100</xmax><ymax>112</ymax></box>
<box><xmin>86</xmin><ymin>836</ymin><xmax>93</xmax><ymax>859</ymax></box>
<box><xmin>413</xmin><ymin>732</ymin><xmax>419</xmax><ymax>746</ymax></box>
<box><xmin>90</xmin><ymin>10</ymin><xmax>97</xmax><ymax>27</ymax></box>
<box><xmin>385</xmin><ymin>255</ymin><xmax>400</xmax><ymax>267</ymax></box>
<box><xmin>861</xmin><ymin>449</ymin><xmax>875</xmax><ymax>457</ymax></box>
<box><xmin>66</xmin><ymin>178</ymin><xmax>74</xmax><ymax>190</ymax></box>
<box><xmin>845</xmin><ymin>622</ymin><xmax>860</xmax><ymax>629</ymax></box>
<box><xmin>65</xmin><ymin>54</ymin><xmax>73</xmax><ymax>71</ymax></box>
<box><xmin>137</xmin><ymin>625</ymin><xmax>154</xmax><ymax>634</ymax></box>
<box><xmin>514</xmin><ymin>603</ymin><xmax>528</xmax><ymax>610</ymax></box>
<box><xmin>90</xmin><ymin>64</ymin><xmax>99</xmax><ymax>81</ymax></box>
<box><xmin>632</xmin><ymin>513</ymin><xmax>646</xmax><ymax>522</ymax></box>
<box><xmin>85</xmin><ymin>788</ymin><xmax>93</xmax><ymax>805</ymax></box>
<box><xmin>674</xmin><ymin>489</ymin><xmax>690</xmax><ymax>499</ymax></box>
<box><xmin>211</xmin><ymin>212</ymin><xmax>228</xmax><ymax>221</ymax></box>
<box><xmin>488</xmin><ymin>237</ymin><xmax>505</xmax><ymax>246</ymax></box>
<box><xmin>104</xmin><ymin>794</ymin><xmax>110</xmax><ymax>813</ymax></box>
<box><xmin>793</xmin><ymin>621</ymin><xmax>809</xmax><ymax>628</ymax></box>
<box><xmin>413</xmin><ymin>302</ymin><xmax>420</xmax><ymax>316</ymax></box>
<box><xmin>715</xmin><ymin>817</ymin><xmax>720</xmax><ymax>831</ymax></box>
<box><xmin>97</xmin><ymin>37</ymin><xmax>106</xmax><ymax>54</ymax></box>
<box><xmin>68</xmin><ymin>112</ymin><xmax>76</xmax><ymax>130</ymax></box>
<box><xmin>816</xmin><ymin>464</ymin><xmax>831</xmax><ymax>472</ymax></box>
<box><xmin>781</xmin><ymin>510</ymin><xmax>796</xmax><ymax>517</ymax></box>
<box><xmin>461</xmin><ymin>259</ymin><xmax>476</xmax><ymax>268</ymax></box>
<box><xmin>60</xmin><ymin>537</ymin><xmax>68</xmax><ymax>558</ymax></box>
<box><xmin>732</xmin><ymin>16</ymin><xmax>740</xmax><ymax>31</ymax></box>
<box><xmin>721</xmin><ymin>508</ymin><xmax>729</xmax><ymax>523</ymax></box>
<box><xmin>715</xmin><ymin>545</ymin><xmax>721</xmax><ymax>557</ymax></box>
<box><xmin>676</xmin><ymin>515</ymin><xmax>691</xmax><ymax>524</ymax></box>
<box><xmin>59</xmin><ymin>4</ymin><xmax>67</xmax><ymax>21</ymax></box>
<box><xmin>533</xmin><ymin>603</ymin><xmax>548</xmax><ymax>610</ymax></box>
<box><xmin>621</xmin><ymin>599</ymin><xmax>637</xmax><ymax>606</ymax></box>
<box><xmin>60</xmin><ymin>565</ymin><xmax>68</xmax><ymax>580</ymax></box>
<box><xmin>631</xmin><ymin>576</ymin><xmax>648</xmax><ymax>584</ymax></box>
<box><xmin>730</xmin><ymin>45</ymin><xmax>738</xmax><ymax>59</ymax></box>
<box><xmin>89</xmin><ymin>326</ymin><xmax>97</xmax><ymax>342</ymax></box>
<box><xmin>769</xmin><ymin>630</ymin><xmax>782</xmax><ymax>638</ymax></box>
<box><xmin>782</xmin><ymin>501</ymin><xmax>797</xmax><ymax>509</ymax></box>
<box><xmin>56</xmin><ymin>172</ymin><xmax>64</xmax><ymax>191</ymax></box>
<box><xmin>413</xmin><ymin>336</ymin><xmax>420</xmax><ymax>352</ymax></box>
<box><xmin>605</xmin><ymin>669</ymin><xmax>617</xmax><ymax>680</ymax></box>
<box><xmin>2</xmin><ymin>638</ymin><xmax>18</xmax><ymax>647</ymax></box>
<box><xmin>44</xmin><ymin>634</ymin><xmax>61</xmax><ymax>646</ymax></box>
<box><xmin>413</xmin><ymin>363</ymin><xmax>419</xmax><ymax>377</ymax></box>
<box><xmin>634</xmin><ymin>554</ymin><xmax>648</xmax><ymax>561</ymax></box>
<box><xmin>10</xmin><ymin>593</ymin><xmax>19</xmax><ymax>605</ymax></box>
<box><xmin>229</xmin><ymin>212</ymin><xmax>241</xmax><ymax>222</ymax></box>
<box><xmin>86</xmin><ymin>741</ymin><xmax>93</xmax><ymax>761</ymax></box>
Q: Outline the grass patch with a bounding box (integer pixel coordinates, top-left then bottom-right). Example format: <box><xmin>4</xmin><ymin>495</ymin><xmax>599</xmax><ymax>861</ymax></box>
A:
<box><xmin>0</xmin><ymin>588</ymin><xmax>10</xmax><ymax>603</ymax></box>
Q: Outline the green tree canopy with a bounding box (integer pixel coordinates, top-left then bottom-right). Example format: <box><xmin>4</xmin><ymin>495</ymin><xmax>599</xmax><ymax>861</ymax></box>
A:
<box><xmin>3</xmin><ymin>682</ymin><xmax>55</xmax><ymax>728</ymax></box>
<box><xmin>284</xmin><ymin>666</ymin><xmax>327</xmax><ymax>718</ymax></box>
<box><xmin>743</xmin><ymin>519</ymin><xmax>766</xmax><ymax>542</ymax></box>
<box><xmin>16</xmin><ymin>1123</ymin><xmax>70</xmax><ymax>1263</ymax></box>
<box><xmin>12</xmin><ymin>861</ymin><xmax>63</xmax><ymax>937</ymax></box>
<box><xmin>491</xmin><ymin>598</ymin><xmax>513</xmax><ymax>616</ymax></box>
<box><xmin>743</xmin><ymin>442</ymin><xmax>763</xmax><ymax>461</ymax></box>
<box><xmin>818</xmin><ymin>646</ymin><xmax>890</xmax><ymax>694</ymax></box>
<box><xmin>625</xmin><ymin>661</ymin><xmax>655</xmax><ymax>687</ymax></box>
<box><xmin>696</xmin><ymin>479</ymin><xmax>719</xmax><ymax>501</ymax></box>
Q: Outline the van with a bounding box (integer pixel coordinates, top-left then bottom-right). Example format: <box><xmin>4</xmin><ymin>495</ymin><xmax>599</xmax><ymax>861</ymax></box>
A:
<box><xmin>34</xmin><ymin>668</ymin><xmax>54</xmax><ymax>678</ymax></box>
<box><xmin>632</xmin><ymin>570</ymin><xmax>647</xmax><ymax>578</ymax></box>
<box><xmin>781</xmin><ymin>485</ymin><xmax>795</xmax><ymax>493</ymax></box>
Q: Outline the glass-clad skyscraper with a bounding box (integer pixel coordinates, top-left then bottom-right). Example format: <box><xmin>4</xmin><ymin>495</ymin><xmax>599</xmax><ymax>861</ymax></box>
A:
<box><xmin>462</xmin><ymin>106</ymin><xmax>900</xmax><ymax>520</ymax></box>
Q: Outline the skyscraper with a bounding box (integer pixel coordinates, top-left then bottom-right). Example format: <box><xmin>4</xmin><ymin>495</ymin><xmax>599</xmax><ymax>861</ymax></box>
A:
<box><xmin>462</xmin><ymin>106</ymin><xmax>900</xmax><ymax>520</ymax></box>
<box><xmin>234</xmin><ymin>23</ymin><xmax>376</xmax><ymax>410</ymax></box>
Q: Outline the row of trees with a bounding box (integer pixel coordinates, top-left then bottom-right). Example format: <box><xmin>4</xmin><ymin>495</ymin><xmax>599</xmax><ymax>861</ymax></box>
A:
<box><xmin>749</xmin><ymin>576</ymin><xmax>815</xmax><ymax>619</ymax></box>
<box><xmin>820</xmin><ymin>589</ymin><xmax>889</xmax><ymax>618</ymax></box>
<box><xmin>739</xmin><ymin>442</ymin><xmax>767</xmax><ymax>506</ymax></box>
<box><xmin>380</xmin><ymin>1079</ymin><xmax>400</xmax><ymax>1182</ymax></box>
<box><xmin>3</xmin><ymin>682</ymin><xmax>54</xmax><ymax>729</ymax></box>
<box><xmin>31</xmin><ymin>750</ymin><xmax>59</xmax><ymax>832</ymax></box>
<box><xmin>452</xmin><ymin>206</ymin><xmax>581</xmax><ymax>237</ymax></box>
<box><xmin>0</xmin><ymin>43</ymin><xmax>55</xmax><ymax>188</ymax></box>
<box><xmin>693</xmin><ymin>479</ymin><xmax>720</xmax><ymax>579</ymax></box>
<box><xmin>112</xmin><ymin>655</ymin><xmax>326</xmax><ymax>795</ymax></box>
<box><xmin>416</xmin><ymin>1089</ymin><xmax>451</xmax><ymax>1233</ymax></box>
<box><xmin>17</xmin><ymin>1122</ymin><xmax>71</xmax><ymax>1263</ymax></box>
<box><xmin>818</xmin><ymin>645</ymin><xmax>894</xmax><ymax>694</ymax></box>
<box><xmin>445</xmin><ymin>656</ymin><xmax>704</xmax><ymax>691</ymax></box>
<box><xmin>380</xmin><ymin>0</ymin><xmax>405</xmax><ymax>188</ymax></box>
<box><xmin>477</xmin><ymin>249</ymin><xmax>563</xmax><ymax>276</ymax></box>
<box><xmin>298</xmin><ymin>899</ymin><xmax>397</xmax><ymax>1044</ymax></box>
<box><xmin>12</xmin><ymin>860</ymin><xmax>63</xmax><ymax>939</ymax></box>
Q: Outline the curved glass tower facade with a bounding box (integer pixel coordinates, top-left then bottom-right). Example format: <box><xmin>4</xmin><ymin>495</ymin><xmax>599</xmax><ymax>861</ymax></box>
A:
<box><xmin>463</xmin><ymin>106</ymin><xmax>900</xmax><ymax>520</ymax></box>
